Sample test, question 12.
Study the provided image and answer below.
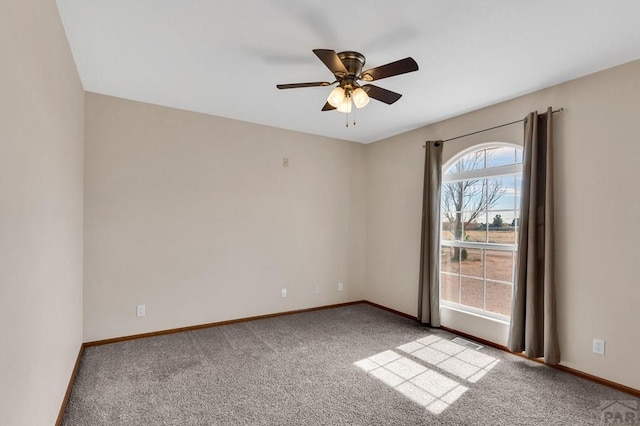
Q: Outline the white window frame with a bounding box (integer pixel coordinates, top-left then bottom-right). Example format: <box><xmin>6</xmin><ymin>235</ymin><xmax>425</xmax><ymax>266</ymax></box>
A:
<box><xmin>440</xmin><ymin>142</ymin><xmax>522</xmax><ymax>322</ymax></box>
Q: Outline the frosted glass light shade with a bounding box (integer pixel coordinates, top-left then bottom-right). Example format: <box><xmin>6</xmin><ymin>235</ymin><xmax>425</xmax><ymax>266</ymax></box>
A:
<box><xmin>352</xmin><ymin>87</ymin><xmax>370</xmax><ymax>108</ymax></box>
<box><xmin>337</xmin><ymin>99</ymin><xmax>352</xmax><ymax>113</ymax></box>
<box><xmin>327</xmin><ymin>86</ymin><xmax>346</xmax><ymax>108</ymax></box>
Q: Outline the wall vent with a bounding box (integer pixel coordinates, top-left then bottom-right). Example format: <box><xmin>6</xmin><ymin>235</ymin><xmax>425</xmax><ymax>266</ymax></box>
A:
<box><xmin>451</xmin><ymin>336</ymin><xmax>483</xmax><ymax>351</ymax></box>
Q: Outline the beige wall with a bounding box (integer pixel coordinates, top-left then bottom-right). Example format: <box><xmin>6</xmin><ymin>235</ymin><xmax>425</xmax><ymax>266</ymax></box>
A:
<box><xmin>83</xmin><ymin>93</ymin><xmax>367</xmax><ymax>342</ymax></box>
<box><xmin>366</xmin><ymin>59</ymin><xmax>640</xmax><ymax>390</ymax></box>
<box><xmin>0</xmin><ymin>1</ymin><xmax>84</xmax><ymax>425</ymax></box>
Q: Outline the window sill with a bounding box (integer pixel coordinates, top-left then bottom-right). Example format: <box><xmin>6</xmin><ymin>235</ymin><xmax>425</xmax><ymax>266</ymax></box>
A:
<box><xmin>440</xmin><ymin>305</ymin><xmax>510</xmax><ymax>346</ymax></box>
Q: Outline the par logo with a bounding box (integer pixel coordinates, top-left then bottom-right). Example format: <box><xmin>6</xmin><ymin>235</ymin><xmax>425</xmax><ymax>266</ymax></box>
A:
<box><xmin>601</xmin><ymin>400</ymin><xmax>639</xmax><ymax>424</ymax></box>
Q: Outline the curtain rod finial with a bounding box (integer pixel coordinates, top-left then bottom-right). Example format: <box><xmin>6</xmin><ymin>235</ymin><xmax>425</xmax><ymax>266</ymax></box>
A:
<box><xmin>423</xmin><ymin>141</ymin><xmax>442</xmax><ymax>148</ymax></box>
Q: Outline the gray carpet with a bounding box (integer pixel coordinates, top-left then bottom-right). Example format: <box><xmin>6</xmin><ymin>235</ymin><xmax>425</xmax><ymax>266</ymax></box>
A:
<box><xmin>63</xmin><ymin>304</ymin><xmax>638</xmax><ymax>425</ymax></box>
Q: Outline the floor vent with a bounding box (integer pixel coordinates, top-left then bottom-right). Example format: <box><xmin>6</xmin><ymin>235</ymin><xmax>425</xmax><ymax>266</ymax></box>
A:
<box><xmin>451</xmin><ymin>337</ymin><xmax>483</xmax><ymax>351</ymax></box>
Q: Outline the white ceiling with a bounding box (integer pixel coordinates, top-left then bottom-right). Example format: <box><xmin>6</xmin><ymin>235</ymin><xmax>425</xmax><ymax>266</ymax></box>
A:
<box><xmin>56</xmin><ymin>0</ymin><xmax>640</xmax><ymax>144</ymax></box>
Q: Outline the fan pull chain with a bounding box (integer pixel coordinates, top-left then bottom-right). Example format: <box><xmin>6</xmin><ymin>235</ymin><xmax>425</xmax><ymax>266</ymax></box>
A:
<box><xmin>342</xmin><ymin>92</ymin><xmax>357</xmax><ymax>127</ymax></box>
<box><xmin>345</xmin><ymin>92</ymin><xmax>351</xmax><ymax>127</ymax></box>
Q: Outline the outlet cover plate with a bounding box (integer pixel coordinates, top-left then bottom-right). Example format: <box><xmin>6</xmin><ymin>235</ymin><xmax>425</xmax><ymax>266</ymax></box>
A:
<box><xmin>136</xmin><ymin>304</ymin><xmax>146</xmax><ymax>317</ymax></box>
<box><xmin>592</xmin><ymin>338</ymin><xmax>605</xmax><ymax>355</ymax></box>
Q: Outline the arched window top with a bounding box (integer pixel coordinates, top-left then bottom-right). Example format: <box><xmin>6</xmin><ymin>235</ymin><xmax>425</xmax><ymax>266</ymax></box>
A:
<box><xmin>444</xmin><ymin>142</ymin><xmax>523</xmax><ymax>182</ymax></box>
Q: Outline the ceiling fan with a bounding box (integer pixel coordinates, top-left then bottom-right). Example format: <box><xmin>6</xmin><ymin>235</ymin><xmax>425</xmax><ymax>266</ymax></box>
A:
<box><xmin>276</xmin><ymin>49</ymin><xmax>418</xmax><ymax>113</ymax></box>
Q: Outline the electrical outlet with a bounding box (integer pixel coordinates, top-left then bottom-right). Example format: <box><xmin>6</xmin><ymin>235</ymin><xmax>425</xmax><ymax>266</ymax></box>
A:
<box><xmin>314</xmin><ymin>285</ymin><xmax>320</xmax><ymax>294</ymax></box>
<box><xmin>136</xmin><ymin>304</ymin><xmax>146</xmax><ymax>317</ymax></box>
<box><xmin>338</xmin><ymin>282</ymin><xmax>344</xmax><ymax>292</ymax></box>
<box><xmin>592</xmin><ymin>338</ymin><xmax>605</xmax><ymax>355</ymax></box>
<box><xmin>281</xmin><ymin>288</ymin><xmax>287</xmax><ymax>298</ymax></box>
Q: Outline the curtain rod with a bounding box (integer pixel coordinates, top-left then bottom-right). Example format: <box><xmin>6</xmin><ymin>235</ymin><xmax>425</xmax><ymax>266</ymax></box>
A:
<box><xmin>424</xmin><ymin>107</ymin><xmax>564</xmax><ymax>147</ymax></box>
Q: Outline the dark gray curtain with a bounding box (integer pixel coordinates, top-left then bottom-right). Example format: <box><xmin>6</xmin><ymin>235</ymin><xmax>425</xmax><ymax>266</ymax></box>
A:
<box><xmin>508</xmin><ymin>107</ymin><xmax>560</xmax><ymax>365</ymax></box>
<box><xmin>418</xmin><ymin>141</ymin><xmax>443</xmax><ymax>326</ymax></box>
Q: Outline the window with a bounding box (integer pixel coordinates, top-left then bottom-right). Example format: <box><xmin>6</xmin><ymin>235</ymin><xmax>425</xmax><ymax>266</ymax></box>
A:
<box><xmin>440</xmin><ymin>144</ymin><xmax>522</xmax><ymax>320</ymax></box>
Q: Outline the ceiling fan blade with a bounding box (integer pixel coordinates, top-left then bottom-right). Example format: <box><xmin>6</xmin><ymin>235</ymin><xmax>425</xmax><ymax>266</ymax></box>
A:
<box><xmin>321</xmin><ymin>102</ymin><xmax>336</xmax><ymax>111</ymax></box>
<box><xmin>313</xmin><ymin>49</ymin><xmax>348</xmax><ymax>77</ymax></box>
<box><xmin>277</xmin><ymin>82</ymin><xmax>332</xmax><ymax>89</ymax></box>
<box><xmin>362</xmin><ymin>84</ymin><xmax>403</xmax><ymax>105</ymax></box>
<box><xmin>360</xmin><ymin>57</ymin><xmax>418</xmax><ymax>81</ymax></box>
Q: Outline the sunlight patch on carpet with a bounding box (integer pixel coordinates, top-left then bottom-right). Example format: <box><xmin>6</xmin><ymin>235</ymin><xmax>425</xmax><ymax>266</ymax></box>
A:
<box><xmin>354</xmin><ymin>334</ymin><xmax>499</xmax><ymax>414</ymax></box>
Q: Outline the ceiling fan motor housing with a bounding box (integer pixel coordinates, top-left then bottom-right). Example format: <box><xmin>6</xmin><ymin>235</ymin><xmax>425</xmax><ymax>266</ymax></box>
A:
<box><xmin>337</xmin><ymin>51</ymin><xmax>366</xmax><ymax>77</ymax></box>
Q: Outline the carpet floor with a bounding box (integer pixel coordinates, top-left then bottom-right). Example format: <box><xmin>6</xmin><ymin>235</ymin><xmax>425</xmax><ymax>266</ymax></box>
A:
<box><xmin>62</xmin><ymin>304</ymin><xmax>638</xmax><ymax>425</ymax></box>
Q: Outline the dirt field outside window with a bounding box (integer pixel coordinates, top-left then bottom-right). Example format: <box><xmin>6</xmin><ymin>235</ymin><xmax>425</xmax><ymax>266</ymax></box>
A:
<box><xmin>441</xmin><ymin>230</ymin><xmax>516</xmax><ymax>317</ymax></box>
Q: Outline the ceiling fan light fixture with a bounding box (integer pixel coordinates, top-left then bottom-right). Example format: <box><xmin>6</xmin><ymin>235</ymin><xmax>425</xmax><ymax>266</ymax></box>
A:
<box><xmin>352</xmin><ymin>87</ymin><xmax>370</xmax><ymax>109</ymax></box>
<box><xmin>336</xmin><ymin>98</ymin><xmax>352</xmax><ymax>113</ymax></box>
<box><xmin>327</xmin><ymin>86</ymin><xmax>346</xmax><ymax>108</ymax></box>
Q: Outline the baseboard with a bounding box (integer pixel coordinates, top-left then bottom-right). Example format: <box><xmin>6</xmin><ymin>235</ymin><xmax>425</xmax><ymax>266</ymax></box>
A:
<box><xmin>362</xmin><ymin>300</ymin><xmax>418</xmax><ymax>321</ymax></box>
<box><xmin>84</xmin><ymin>301</ymin><xmax>365</xmax><ymax>347</ymax></box>
<box><xmin>550</xmin><ymin>363</ymin><xmax>640</xmax><ymax>398</ymax></box>
<box><xmin>56</xmin><ymin>343</ymin><xmax>85</xmax><ymax>426</ymax></box>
